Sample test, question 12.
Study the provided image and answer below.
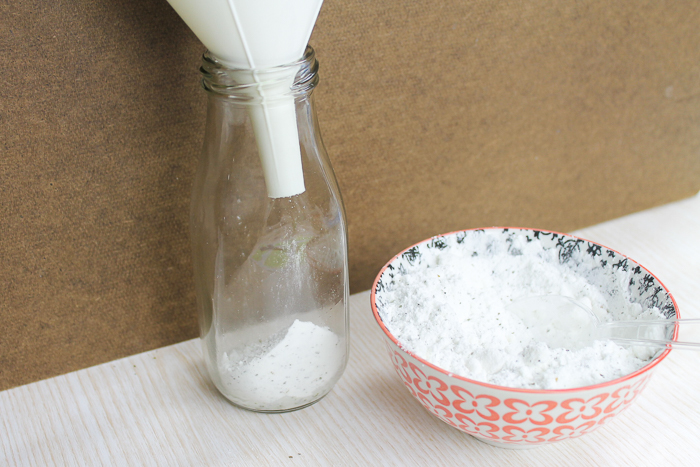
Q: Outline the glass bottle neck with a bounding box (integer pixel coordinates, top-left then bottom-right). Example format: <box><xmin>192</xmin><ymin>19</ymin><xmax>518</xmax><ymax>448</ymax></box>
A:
<box><xmin>200</xmin><ymin>46</ymin><xmax>319</xmax><ymax>103</ymax></box>
<box><xmin>199</xmin><ymin>46</ymin><xmax>320</xmax><ymax>199</ymax></box>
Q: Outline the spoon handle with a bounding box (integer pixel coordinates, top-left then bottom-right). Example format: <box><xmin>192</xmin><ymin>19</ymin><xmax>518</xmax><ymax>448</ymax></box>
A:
<box><xmin>600</xmin><ymin>318</ymin><xmax>700</xmax><ymax>327</ymax></box>
<box><xmin>599</xmin><ymin>319</ymin><xmax>700</xmax><ymax>349</ymax></box>
<box><xmin>606</xmin><ymin>338</ymin><xmax>700</xmax><ymax>349</ymax></box>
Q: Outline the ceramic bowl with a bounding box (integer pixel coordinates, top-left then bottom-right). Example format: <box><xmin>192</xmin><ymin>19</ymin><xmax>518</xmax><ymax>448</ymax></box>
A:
<box><xmin>370</xmin><ymin>227</ymin><xmax>678</xmax><ymax>449</ymax></box>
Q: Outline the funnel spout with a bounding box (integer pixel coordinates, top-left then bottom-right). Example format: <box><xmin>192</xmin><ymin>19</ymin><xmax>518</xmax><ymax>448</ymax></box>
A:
<box><xmin>245</xmin><ymin>67</ymin><xmax>305</xmax><ymax>198</ymax></box>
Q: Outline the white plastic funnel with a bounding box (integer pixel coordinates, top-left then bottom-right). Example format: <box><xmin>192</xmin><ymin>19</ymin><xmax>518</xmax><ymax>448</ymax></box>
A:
<box><xmin>166</xmin><ymin>0</ymin><xmax>324</xmax><ymax>198</ymax></box>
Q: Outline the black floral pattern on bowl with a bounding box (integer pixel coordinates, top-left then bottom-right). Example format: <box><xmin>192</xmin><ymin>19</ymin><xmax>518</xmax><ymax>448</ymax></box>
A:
<box><xmin>374</xmin><ymin>228</ymin><xmax>676</xmax><ymax>321</ymax></box>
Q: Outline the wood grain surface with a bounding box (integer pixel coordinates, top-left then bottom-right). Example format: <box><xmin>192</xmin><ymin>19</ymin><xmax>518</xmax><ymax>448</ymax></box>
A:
<box><xmin>1</xmin><ymin>193</ymin><xmax>699</xmax><ymax>466</ymax></box>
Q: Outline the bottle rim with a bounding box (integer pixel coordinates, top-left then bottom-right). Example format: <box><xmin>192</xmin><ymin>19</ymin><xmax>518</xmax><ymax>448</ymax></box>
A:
<box><xmin>200</xmin><ymin>46</ymin><xmax>319</xmax><ymax>100</ymax></box>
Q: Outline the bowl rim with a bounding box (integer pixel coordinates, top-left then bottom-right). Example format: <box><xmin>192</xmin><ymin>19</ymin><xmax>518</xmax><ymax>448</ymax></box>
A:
<box><xmin>370</xmin><ymin>226</ymin><xmax>678</xmax><ymax>394</ymax></box>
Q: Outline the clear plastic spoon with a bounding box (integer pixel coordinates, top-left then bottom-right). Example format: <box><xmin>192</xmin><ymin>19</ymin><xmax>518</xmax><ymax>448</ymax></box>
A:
<box><xmin>507</xmin><ymin>295</ymin><xmax>700</xmax><ymax>351</ymax></box>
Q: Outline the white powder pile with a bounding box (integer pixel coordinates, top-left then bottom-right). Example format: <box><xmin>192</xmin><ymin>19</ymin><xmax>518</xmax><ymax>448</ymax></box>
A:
<box><xmin>220</xmin><ymin>319</ymin><xmax>343</xmax><ymax>410</ymax></box>
<box><xmin>377</xmin><ymin>231</ymin><xmax>664</xmax><ymax>390</ymax></box>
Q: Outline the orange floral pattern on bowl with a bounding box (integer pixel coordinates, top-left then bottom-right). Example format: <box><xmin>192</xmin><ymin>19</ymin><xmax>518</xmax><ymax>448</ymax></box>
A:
<box><xmin>386</xmin><ymin>342</ymin><xmax>652</xmax><ymax>448</ymax></box>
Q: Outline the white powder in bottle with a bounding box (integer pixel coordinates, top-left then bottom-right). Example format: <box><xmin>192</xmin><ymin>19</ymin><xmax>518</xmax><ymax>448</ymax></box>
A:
<box><xmin>377</xmin><ymin>231</ymin><xmax>665</xmax><ymax>390</ymax></box>
<box><xmin>219</xmin><ymin>319</ymin><xmax>343</xmax><ymax>411</ymax></box>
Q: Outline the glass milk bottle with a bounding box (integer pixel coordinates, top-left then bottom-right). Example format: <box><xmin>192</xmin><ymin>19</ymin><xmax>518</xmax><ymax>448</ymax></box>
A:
<box><xmin>190</xmin><ymin>47</ymin><xmax>349</xmax><ymax>412</ymax></box>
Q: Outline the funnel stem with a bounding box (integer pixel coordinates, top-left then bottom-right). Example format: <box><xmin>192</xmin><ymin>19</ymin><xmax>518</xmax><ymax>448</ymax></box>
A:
<box><xmin>250</xmin><ymin>96</ymin><xmax>305</xmax><ymax>198</ymax></box>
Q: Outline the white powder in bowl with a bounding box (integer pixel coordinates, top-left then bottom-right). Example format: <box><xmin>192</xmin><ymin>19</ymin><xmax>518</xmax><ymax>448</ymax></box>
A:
<box><xmin>376</xmin><ymin>230</ymin><xmax>666</xmax><ymax>390</ymax></box>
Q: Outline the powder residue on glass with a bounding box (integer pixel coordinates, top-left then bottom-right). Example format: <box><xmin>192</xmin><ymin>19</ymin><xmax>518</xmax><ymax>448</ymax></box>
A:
<box><xmin>376</xmin><ymin>231</ymin><xmax>665</xmax><ymax>390</ymax></box>
<box><xmin>219</xmin><ymin>319</ymin><xmax>343</xmax><ymax>410</ymax></box>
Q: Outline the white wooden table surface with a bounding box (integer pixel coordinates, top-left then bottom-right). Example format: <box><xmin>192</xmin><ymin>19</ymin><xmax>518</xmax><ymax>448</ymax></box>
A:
<box><xmin>2</xmin><ymin>193</ymin><xmax>699</xmax><ymax>466</ymax></box>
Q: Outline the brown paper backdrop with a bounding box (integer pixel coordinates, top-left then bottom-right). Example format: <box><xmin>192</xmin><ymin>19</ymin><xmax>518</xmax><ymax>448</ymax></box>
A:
<box><xmin>1</xmin><ymin>0</ymin><xmax>699</xmax><ymax>391</ymax></box>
